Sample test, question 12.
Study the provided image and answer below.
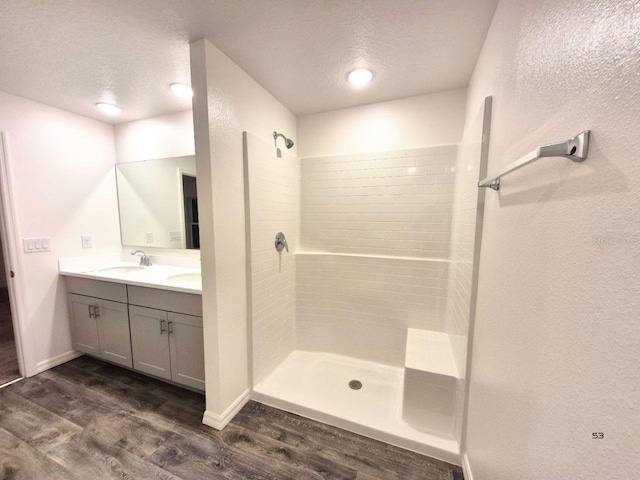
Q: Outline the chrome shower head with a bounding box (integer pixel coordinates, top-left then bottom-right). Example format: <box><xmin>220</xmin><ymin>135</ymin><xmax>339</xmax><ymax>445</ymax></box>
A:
<box><xmin>273</xmin><ymin>131</ymin><xmax>295</xmax><ymax>149</ymax></box>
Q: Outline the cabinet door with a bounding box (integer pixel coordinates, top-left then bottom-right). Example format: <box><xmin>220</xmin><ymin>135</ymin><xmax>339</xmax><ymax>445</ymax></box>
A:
<box><xmin>68</xmin><ymin>294</ymin><xmax>99</xmax><ymax>355</ymax></box>
<box><xmin>95</xmin><ymin>298</ymin><xmax>132</xmax><ymax>368</ymax></box>
<box><xmin>129</xmin><ymin>306</ymin><xmax>171</xmax><ymax>380</ymax></box>
<box><xmin>168</xmin><ymin>312</ymin><xmax>205</xmax><ymax>390</ymax></box>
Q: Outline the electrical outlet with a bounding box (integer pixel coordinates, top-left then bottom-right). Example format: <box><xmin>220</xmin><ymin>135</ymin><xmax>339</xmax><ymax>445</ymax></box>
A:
<box><xmin>81</xmin><ymin>235</ymin><xmax>92</xmax><ymax>249</ymax></box>
<box><xmin>170</xmin><ymin>231</ymin><xmax>181</xmax><ymax>241</ymax></box>
<box><xmin>23</xmin><ymin>237</ymin><xmax>51</xmax><ymax>253</ymax></box>
<box><xmin>146</xmin><ymin>232</ymin><xmax>154</xmax><ymax>243</ymax></box>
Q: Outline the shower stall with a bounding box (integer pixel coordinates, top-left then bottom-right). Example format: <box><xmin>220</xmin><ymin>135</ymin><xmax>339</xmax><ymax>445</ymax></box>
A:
<box><xmin>244</xmin><ymin>103</ymin><xmax>487</xmax><ymax>462</ymax></box>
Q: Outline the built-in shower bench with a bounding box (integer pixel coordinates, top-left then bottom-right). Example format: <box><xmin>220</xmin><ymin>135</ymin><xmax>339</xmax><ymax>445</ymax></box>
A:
<box><xmin>403</xmin><ymin>329</ymin><xmax>459</xmax><ymax>438</ymax></box>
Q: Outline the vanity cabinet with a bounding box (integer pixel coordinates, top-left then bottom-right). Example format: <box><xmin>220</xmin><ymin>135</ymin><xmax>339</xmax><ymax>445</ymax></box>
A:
<box><xmin>68</xmin><ymin>294</ymin><xmax>133</xmax><ymax>368</ymax></box>
<box><xmin>129</xmin><ymin>306</ymin><xmax>205</xmax><ymax>390</ymax></box>
<box><xmin>65</xmin><ymin>277</ymin><xmax>204</xmax><ymax>391</ymax></box>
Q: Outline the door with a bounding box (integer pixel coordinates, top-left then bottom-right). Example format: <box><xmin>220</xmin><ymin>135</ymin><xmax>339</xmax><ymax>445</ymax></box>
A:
<box><xmin>68</xmin><ymin>294</ymin><xmax>99</xmax><ymax>355</ymax></box>
<box><xmin>168</xmin><ymin>312</ymin><xmax>205</xmax><ymax>390</ymax></box>
<box><xmin>95</xmin><ymin>298</ymin><xmax>132</xmax><ymax>368</ymax></box>
<box><xmin>129</xmin><ymin>305</ymin><xmax>171</xmax><ymax>380</ymax></box>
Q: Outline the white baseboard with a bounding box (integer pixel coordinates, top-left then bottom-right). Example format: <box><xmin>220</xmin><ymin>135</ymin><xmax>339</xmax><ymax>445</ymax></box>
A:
<box><xmin>36</xmin><ymin>350</ymin><xmax>83</xmax><ymax>374</ymax></box>
<box><xmin>202</xmin><ymin>389</ymin><xmax>250</xmax><ymax>430</ymax></box>
<box><xmin>462</xmin><ymin>453</ymin><xmax>474</xmax><ymax>480</ymax></box>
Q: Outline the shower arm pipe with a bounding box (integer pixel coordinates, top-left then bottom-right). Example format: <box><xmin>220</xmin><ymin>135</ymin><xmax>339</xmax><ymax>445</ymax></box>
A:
<box><xmin>478</xmin><ymin>130</ymin><xmax>590</xmax><ymax>191</ymax></box>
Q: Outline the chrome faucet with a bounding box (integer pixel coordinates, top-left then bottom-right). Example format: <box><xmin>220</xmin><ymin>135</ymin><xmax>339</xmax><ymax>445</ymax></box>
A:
<box><xmin>131</xmin><ymin>250</ymin><xmax>152</xmax><ymax>266</ymax></box>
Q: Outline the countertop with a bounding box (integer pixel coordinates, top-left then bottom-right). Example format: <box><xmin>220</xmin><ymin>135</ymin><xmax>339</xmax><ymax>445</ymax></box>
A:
<box><xmin>59</xmin><ymin>253</ymin><xmax>202</xmax><ymax>295</ymax></box>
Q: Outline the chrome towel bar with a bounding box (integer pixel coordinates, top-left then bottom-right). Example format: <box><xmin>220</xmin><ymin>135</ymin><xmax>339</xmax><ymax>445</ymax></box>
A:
<box><xmin>478</xmin><ymin>130</ymin><xmax>590</xmax><ymax>191</ymax></box>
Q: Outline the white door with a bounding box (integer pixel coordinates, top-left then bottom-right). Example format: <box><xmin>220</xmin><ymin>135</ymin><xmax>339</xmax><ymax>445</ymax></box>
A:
<box><xmin>168</xmin><ymin>312</ymin><xmax>205</xmax><ymax>390</ymax></box>
<box><xmin>68</xmin><ymin>294</ymin><xmax>99</xmax><ymax>355</ymax></box>
<box><xmin>95</xmin><ymin>298</ymin><xmax>132</xmax><ymax>368</ymax></box>
<box><xmin>129</xmin><ymin>305</ymin><xmax>171</xmax><ymax>380</ymax></box>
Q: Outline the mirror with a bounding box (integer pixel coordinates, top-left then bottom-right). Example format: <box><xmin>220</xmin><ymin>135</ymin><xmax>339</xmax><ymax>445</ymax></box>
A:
<box><xmin>115</xmin><ymin>155</ymin><xmax>199</xmax><ymax>249</ymax></box>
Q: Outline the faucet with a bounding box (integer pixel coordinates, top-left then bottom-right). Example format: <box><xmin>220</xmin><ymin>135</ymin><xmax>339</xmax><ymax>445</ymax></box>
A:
<box><xmin>131</xmin><ymin>250</ymin><xmax>152</xmax><ymax>266</ymax></box>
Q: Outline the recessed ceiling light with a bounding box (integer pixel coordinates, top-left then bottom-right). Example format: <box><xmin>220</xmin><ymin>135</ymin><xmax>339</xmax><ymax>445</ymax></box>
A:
<box><xmin>347</xmin><ymin>68</ymin><xmax>374</xmax><ymax>86</ymax></box>
<box><xmin>170</xmin><ymin>83</ymin><xmax>193</xmax><ymax>99</ymax></box>
<box><xmin>96</xmin><ymin>102</ymin><xmax>122</xmax><ymax>116</ymax></box>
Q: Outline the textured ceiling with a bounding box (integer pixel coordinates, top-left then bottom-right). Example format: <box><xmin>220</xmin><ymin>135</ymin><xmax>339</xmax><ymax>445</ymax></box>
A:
<box><xmin>0</xmin><ymin>0</ymin><xmax>498</xmax><ymax>124</ymax></box>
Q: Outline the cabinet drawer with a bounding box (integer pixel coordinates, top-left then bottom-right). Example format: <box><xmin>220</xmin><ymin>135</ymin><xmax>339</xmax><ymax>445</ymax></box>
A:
<box><xmin>66</xmin><ymin>277</ymin><xmax>128</xmax><ymax>303</ymax></box>
<box><xmin>128</xmin><ymin>286</ymin><xmax>202</xmax><ymax>317</ymax></box>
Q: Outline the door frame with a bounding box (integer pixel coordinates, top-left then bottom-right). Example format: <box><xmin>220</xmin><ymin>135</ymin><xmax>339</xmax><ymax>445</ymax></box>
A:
<box><xmin>0</xmin><ymin>132</ymin><xmax>37</xmax><ymax>377</ymax></box>
<box><xmin>177</xmin><ymin>168</ymin><xmax>197</xmax><ymax>249</ymax></box>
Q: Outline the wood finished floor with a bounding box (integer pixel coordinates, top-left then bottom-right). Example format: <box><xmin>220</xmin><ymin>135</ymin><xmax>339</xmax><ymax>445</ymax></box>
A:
<box><xmin>0</xmin><ymin>356</ymin><xmax>464</xmax><ymax>480</ymax></box>
<box><xmin>0</xmin><ymin>287</ymin><xmax>20</xmax><ymax>387</ymax></box>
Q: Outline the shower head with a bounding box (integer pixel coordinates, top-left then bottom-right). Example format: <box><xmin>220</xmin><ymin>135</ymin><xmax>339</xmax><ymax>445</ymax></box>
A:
<box><xmin>273</xmin><ymin>131</ymin><xmax>295</xmax><ymax>149</ymax></box>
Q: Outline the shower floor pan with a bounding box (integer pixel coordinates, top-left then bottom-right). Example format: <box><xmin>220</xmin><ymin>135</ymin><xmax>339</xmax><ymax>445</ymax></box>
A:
<box><xmin>252</xmin><ymin>350</ymin><xmax>459</xmax><ymax>464</ymax></box>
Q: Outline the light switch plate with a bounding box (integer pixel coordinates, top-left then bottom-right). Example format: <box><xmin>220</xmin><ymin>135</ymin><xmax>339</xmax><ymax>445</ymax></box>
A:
<box><xmin>23</xmin><ymin>237</ymin><xmax>51</xmax><ymax>253</ymax></box>
<box><xmin>81</xmin><ymin>235</ymin><xmax>92</xmax><ymax>249</ymax></box>
<box><xmin>170</xmin><ymin>231</ymin><xmax>181</xmax><ymax>241</ymax></box>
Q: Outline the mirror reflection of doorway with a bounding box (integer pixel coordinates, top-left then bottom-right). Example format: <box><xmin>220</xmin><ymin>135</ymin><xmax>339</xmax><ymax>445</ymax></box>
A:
<box><xmin>182</xmin><ymin>174</ymin><xmax>199</xmax><ymax>249</ymax></box>
<box><xmin>0</xmin><ymin>235</ymin><xmax>19</xmax><ymax>386</ymax></box>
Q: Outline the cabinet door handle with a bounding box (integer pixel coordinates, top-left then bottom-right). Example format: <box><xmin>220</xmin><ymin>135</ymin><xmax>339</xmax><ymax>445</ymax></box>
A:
<box><xmin>94</xmin><ymin>305</ymin><xmax>100</xmax><ymax>319</ymax></box>
<box><xmin>168</xmin><ymin>321</ymin><xmax>173</xmax><ymax>335</ymax></box>
<box><xmin>160</xmin><ymin>319</ymin><xmax>166</xmax><ymax>335</ymax></box>
<box><xmin>88</xmin><ymin>305</ymin><xmax>95</xmax><ymax>318</ymax></box>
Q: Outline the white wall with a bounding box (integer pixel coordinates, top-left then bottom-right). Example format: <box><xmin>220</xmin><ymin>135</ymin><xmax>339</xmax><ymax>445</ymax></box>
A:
<box><xmin>463</xmin><ymin>1</ymin><xmax>640</xmax><ymax>479</ymax></box>
<box><xmin>245</xmin><ymin>134</ymin><xmax>299</xmax><ymax>385</ymax></box>
<box><xmin>0</xmin><ymin>90</ymin><xmax>122</xmax><ymax>372</ymax></box>
<box><xmin>190</xmin><ymin>39</ymin><xmax>297</xmax><ymax>421</ymax></box>
<box><xmin>114</xmin><ymin>110</ymin><xmax>194</xmax><ymax>163</ymax></box>
<box><xmin>297</xmin><ymin>89</ymin><xmax>467</xmax><ymax>158</ymax></box>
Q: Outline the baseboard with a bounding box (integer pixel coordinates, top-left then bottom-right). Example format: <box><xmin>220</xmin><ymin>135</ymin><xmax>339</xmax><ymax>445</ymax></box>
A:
<box><xmin>202</xmin><ymin>389</ymin><xmax>250</xmax><ymax>430</ymax></box>
<box><xmin>36</xmin><ymin>350</ymin><xmax>83</xmax><ymax>373</ymax></box>
<box><xmin>462</xmin><ymin>453</ymin><xmax>474</xmax><ymax>480</ymax></box>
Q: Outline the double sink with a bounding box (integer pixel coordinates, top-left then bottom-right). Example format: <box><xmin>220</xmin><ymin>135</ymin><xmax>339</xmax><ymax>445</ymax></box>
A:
<box><xmin>59</xmin><ymin>253</ymin><xmax>202</xmax><ymax>294</ymax></box>
<box><xmin>96</xmin><ymin>265</ymin><xmax>201</xmax><ymax>284</ymax></box>
<box><xmin>89</xmin><ymin>264</ymin><xmax>202</xmax><ymax>288</ymax></box>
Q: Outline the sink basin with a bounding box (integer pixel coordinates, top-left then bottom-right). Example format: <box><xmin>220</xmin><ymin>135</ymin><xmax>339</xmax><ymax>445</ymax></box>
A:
<box><xmin>166</xmin><ymin>273</ymin><xmax>201</xmax><ymax>283</ymax></box>
<box><xmin>96</xmin><ymin>266</ymin><xmax>146</xmax><ymax>274</ymax></box>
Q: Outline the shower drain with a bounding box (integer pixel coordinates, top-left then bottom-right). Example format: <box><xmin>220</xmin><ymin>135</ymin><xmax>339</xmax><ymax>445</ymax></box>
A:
<box><xmin>348</xmin><ymin>380</ymin><xmax>362</xmax><ymax>390</ymax></box>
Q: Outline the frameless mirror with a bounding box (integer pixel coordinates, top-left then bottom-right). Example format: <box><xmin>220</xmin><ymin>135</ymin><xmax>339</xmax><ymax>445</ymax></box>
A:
<box><xmin>115</xmin><ymin>155</ymin><xmax>199</xmax><ymax>249</ymax></box>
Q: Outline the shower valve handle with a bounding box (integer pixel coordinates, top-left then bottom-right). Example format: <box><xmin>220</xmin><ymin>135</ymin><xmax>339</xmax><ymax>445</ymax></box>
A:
<box><xmin>275</xmin><ymin>232</ymin><xmax>289</xmax><ymax>253</ymax></box>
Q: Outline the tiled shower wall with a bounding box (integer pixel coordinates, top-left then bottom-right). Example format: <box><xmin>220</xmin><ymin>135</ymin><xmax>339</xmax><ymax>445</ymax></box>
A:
<box><xmin>245</xmin><ymin>133</ymin><xmax>299</xmax><ymax>384</ymax></box>
<box><xmin>297</xmin><ymin>145</ymin><xmax>458</xmax><ymax>365</ymax></box>
<box><xmin>300</xmin><ymin>146</ymin><xmax>458</xmax><ymax>258</ymax></box>
<box><xmin>296</xmin><ymin>254</ymin><xmax>450</xmax><ymax>366</ymax></box>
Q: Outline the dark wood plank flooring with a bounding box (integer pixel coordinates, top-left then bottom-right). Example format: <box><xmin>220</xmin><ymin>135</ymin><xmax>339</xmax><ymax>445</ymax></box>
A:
<box><xmin>0</xmin><ymin>356</ymin><xmax>464</xmax><ymax>480</ymax></box>
<box><xmin>0</xmin><ymin>287</ymin><xmax>20</xmax><ymax>387</ymax></box>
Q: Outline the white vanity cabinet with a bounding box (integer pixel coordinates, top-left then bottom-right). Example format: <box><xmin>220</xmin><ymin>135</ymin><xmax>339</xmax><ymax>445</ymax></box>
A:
<box><xmin>68</xmin><ymin>294</ymin><xmax>132</xmax><ymax>368</ymax></box>
<box><xmin>129</xmin><ymin>306</ymin><xmax>205</xmax><ymax>390</ymax></box>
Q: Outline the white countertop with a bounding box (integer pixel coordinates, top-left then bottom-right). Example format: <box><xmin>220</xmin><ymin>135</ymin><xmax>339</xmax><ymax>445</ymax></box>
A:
<box><xmin>59</xmin><ymin>253</ymin><xmax>202</xmax><ymax>295</ymax></box>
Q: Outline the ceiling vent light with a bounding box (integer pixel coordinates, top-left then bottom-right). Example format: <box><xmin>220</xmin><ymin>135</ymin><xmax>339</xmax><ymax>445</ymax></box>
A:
<box><xmin>347</xmin><ymin>68</ymin><xmax>374</xmax><ymax>86</ymax></box>
<box><xmin>170</xmin><ymin>83</ymin><xmax>193</xmax><ymax>99</ymax></box>
<box><xmin>96</xmin><ymin>102</ymin><xmax>122</xmax><ymax>116</ymax></box>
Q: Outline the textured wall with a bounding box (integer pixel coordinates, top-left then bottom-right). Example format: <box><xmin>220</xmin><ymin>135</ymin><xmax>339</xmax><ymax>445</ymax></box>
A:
<box><xmin>300</xmin><ymin>146</ymin><xmax>458</xmax><ymax>258</ymax></box>
<box><xmin>463</xmin><ymin>1</ymin><xmax>640</xmax><ymax>478</ymax></box>
<box><xmin>245</xmin><ymin>134</ymin><xmax>299</xmax><ymax>384</ymax></box>
<box><xmin>190</xmin><ymin>39</ymin><xmax>297</xmax><ymax>415</ymax></box>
